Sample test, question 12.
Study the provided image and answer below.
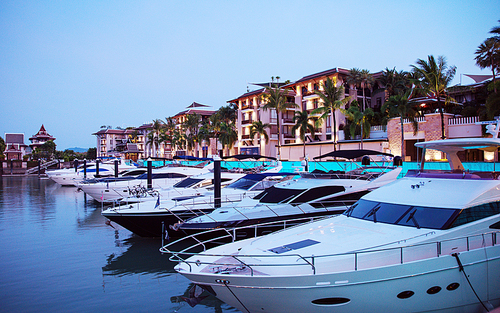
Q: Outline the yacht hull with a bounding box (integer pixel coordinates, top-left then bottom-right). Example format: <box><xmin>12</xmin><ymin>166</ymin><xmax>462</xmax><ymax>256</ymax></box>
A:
<box><xmin>181</xmin><ymin>245</ymin><xmax>500</xmax><ymax>313</ymax></box>
<box><xmin>103</xmin><ymin>209</ymin><xmax>214</xmax><ymax>237</ymax></box>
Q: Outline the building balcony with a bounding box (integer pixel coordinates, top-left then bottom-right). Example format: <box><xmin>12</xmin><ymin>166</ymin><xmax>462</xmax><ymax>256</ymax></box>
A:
<box><xmin>283</xmin><ymin>133</ymin><xmax>295</xmax><ymax>139</ymax></box>
<box><xmin>283</xmin><ymin>118</ymin><xmax>294</xmax><ymax>124</ymax></box>
<box><xmin>241</xmin><ymin>119</ymin><xmax>253</xmax><ymax>125</ymax></box>
<box><xmin>241</xmin><ymin>134</ymin><xmax>252</xmax><ymax>140</ymax></box>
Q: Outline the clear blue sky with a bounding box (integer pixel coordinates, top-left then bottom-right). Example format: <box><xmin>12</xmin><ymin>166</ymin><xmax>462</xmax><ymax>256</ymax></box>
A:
<box><xmin>1</xmin><ymin>0</ymin><xmax>499</xmax><ymax>150</ymax></box>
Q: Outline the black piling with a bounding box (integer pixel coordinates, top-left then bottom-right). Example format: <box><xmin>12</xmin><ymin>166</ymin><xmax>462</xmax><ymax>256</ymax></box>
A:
<box><xmin>214</xmin><ymin>158</ymin><xmax>221</xmax><ymax>208</ymax></box>
<box><xmin>95</xmin><ymin>160</ymin><xmax>100</xmax><ymax>177</ymax></box>
<box><xmin>147</xmin><ymin>158</ymin><xmax>152</xmax><ymax>189</ymax></box>
<box><xmin>114</xmin><ymin>160</ymin><xmax>119</xmax><ymax>177</ymax></box>
<box><xmin>83</xmin><ymin>159</ymin><xmax>87</xmax><ymax>179</ymax></box>
<box><xmin>38</xmin><ymin>159</ymin><xmax>41</xmax><ymax>177</ymax></box>
<box><xmin>74</xmin><ymin>159</ymin><xmax>79</xmax><ymax>172</ymax></box>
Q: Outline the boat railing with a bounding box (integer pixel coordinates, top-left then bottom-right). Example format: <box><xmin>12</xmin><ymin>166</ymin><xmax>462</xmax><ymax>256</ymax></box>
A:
<box><xmin>165</xmin><ymin>230</ymin><xmax>500</xmax><ymax>276</ymax></box>
<box><xmin>406</xmin><ymin>169</ymin><xmax>500</xmax><ymax>180</ymax></box>
<box><xmin>160</xmin><ymin>216</ymin><xmax>331</xmax><ymax>266</ymax></box>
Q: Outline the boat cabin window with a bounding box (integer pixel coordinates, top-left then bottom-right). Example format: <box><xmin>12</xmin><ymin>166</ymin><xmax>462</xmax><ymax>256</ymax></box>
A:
<box><xmin>290</xmin><ymin>186</ymin><xmax>345</xmax><ymax>204</ymax></box>
<box><xmin>449</xmin><ymin>201</ymin><xmax>500</xmax><ymax>228</ymax></box>
<box><xmin>248</xmin><ymin>180</ymin><xmax>276</xmax><ymax>191</ymax></box>
<box><xmin>137</xmin><ymin>172</ymin><xmax>187</xmax><ymax>179</ymax></box>
<box><xmin>344</xmin><ymin>200</ymin><xmax>459</xmax><ymax>230</ymax></box>
<box><xmin>227</xmin><ymin>178</ymin><xmax>260</xmax><ymax>190</ymax></box>
<box><xmin>173</xmin><ymin>178</ymin><xmax>204</xmax><ymax>188</ymax></box>
<box><xmin>257</xmin><ymin>186</ymin><xmax>307</xmax><ymax>204</ymax></box>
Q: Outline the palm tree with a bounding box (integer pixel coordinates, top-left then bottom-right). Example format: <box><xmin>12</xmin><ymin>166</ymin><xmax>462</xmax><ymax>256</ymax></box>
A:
<box><xmin>381</xmin><ymin>90</ymin><xmax>419</xmax><ymax>158</ymax></box>
<box><xmin>347</xmin><ymin>68</ymin><xmax>373</xmax><ymax>148</ymax></box>
<box><xmin>261</xmin><ymin>77</ymin><xmax>298</xmax><ymax>158</ymax></box>
<box><xmin>342</xmin><ymin>101</ymin><xmax>374</xmax><ymax>141</ymax></box>
<box><xmin>182</xmin><ymin>113</ymin><xmax>201</xmax><ymax>156</ymax></box>
<box><xmin>378</xmin><ymin>68</ymin><xmax>410</xmax><ymax>100</ymax></box>
<box><xmin>292</xmin><ymin>110</ymin><xmax>316</xmax><ymax>158</ymax></box>
<box><xmin>411</xmin><ymin>55</ymin><xmax>456</xmax><ymax>140</ymax></box>
<box><xmin>475</xmin><ymin>37</ymin><xmax>499</xmax><ymax>93</ymax></box>
<box><xmin>148</xmin><ymin>119</ymin><xmax>164</xmax><ymax>157</ymax></box>
<box><xmin>218</xmin><ymin>122</ymin><xmax>237</xmax><ymax>157</ymax></box>
<box><xmin>250</xmin><ymin>121</ymin><xmax>270</xmax><ymax>156</ymax></box>
<box><xmin>146</xmin><ymin>131</ymin><xmax>159</xmax><ymax>157</ymax></box>
<box><xmin>198</xmin><ymin>120</ymin><xmax>212</xmax><ymax>157</ymax></box>
<box><xmin>312</xmin><ymin>77</ymin><xmax>350</xmax><ymax>150</ymax></box>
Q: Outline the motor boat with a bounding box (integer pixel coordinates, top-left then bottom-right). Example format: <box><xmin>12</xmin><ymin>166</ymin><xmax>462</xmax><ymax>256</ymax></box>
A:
<box><xmin>102</xmin><ymin>166</ymin><xmax>289</xmax><ymax>238</ymax></box>
<box><xmin>79</xmin><ymin>162</ymin><xmax>213</xmax><ymax>203</ymax></box>
<box><xmin>164</xmin><ymin>138</ymin><xmax>500</xmax><ymax>313</ymax></box>
<box><xmin>46</xmin><ymin>158</ymin><xmax>138</xmax><ymax>186</ymax></box>
<box><xmin>175</xmin><ymin>150</ymin><xmax>402</xmax><ymax>236</ymax></box>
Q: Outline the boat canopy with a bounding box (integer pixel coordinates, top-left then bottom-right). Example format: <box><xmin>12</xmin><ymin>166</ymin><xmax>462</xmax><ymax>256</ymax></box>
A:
<box><xmin>221</xmin><ymin>154</ymin><xmax>277</xmax><ymax>160</ymax></box>
<box><xmin>173</xmin><ymin>155</ymin><xmax>213</xmax><ymax>161</ymax></box>
<box><xmin>313</xmin><ymin>149</ymin><xmax>394</xmax><ymax>160</ymax></box>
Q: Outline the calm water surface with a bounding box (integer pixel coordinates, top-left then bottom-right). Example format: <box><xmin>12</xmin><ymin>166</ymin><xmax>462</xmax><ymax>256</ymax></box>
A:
<box><xmin>0</xmin><ymin>176</ymin><xmax>237</xmax><ymax>313</ymax></box>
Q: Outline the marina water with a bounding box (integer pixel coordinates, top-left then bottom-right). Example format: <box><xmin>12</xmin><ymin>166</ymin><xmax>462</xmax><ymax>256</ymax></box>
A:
<box><xmin>0</xmin><ymin>176</ymin><xmax>236</xmax><ymax>313</ymax></box>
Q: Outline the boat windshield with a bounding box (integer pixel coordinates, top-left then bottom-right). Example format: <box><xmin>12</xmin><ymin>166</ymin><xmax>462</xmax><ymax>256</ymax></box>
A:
<box><xmin>255</xmin><ymin>185</ymin><xmax>306</xmax><ymax>204</ymax></box>
<box><xmin>226</xmin><ymin>178</ymin><xmax>260</xmax><ymax>190</ymax></box>
<box><xmin>173</xmin><ymin>178</ymin><xmax>205</xmax><ymax>188</ymax></box>
<box><xmin>344</xmin><ymin>199</ymin><xmax>459</xmax><ymax>230</ymax></box>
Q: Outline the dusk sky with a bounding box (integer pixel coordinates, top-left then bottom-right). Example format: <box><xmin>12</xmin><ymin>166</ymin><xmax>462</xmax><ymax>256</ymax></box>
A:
<box><xmin>1</xmin><ymin>1</ymin><xmax>499</xmax><ymax>150</ymax></box>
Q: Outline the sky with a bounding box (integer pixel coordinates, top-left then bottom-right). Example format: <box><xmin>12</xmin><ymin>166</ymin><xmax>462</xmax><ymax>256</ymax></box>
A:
<box><xmin>1</xmin><ymin>0</ymin><xmax>499</xmax><ymax>150</ymax></box>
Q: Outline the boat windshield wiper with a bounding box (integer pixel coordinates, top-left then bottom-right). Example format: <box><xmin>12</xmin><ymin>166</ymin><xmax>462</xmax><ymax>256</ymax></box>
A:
<box><xmin>366</xmin><ymin>205</ymin><xmax>380</xmax><ymax>222</ymax></box>
<box><xmin>406</xmin><ymin>208</ymin><xmax>420</xmax><ymax>229</ymax></box>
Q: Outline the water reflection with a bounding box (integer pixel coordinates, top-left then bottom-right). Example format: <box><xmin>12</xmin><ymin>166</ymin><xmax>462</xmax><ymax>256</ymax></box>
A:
<box><xmin>102</xmin><ymin>236</ymin><xmax>175</xmax><ymax>276</ymax></box>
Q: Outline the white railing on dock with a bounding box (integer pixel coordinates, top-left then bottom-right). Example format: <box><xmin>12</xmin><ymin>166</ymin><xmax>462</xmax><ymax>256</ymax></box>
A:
<box><xmin>403</xmin><ymin>117</ymin><xmax>426</xmax><ymax>124</ymax></box>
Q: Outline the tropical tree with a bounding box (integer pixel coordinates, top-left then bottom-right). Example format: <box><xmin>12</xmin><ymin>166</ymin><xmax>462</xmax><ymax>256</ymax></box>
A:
<box><xmin>475</xmin><ymin>37</ymin><xmax>500</xmax><ymax>93</ymax></box>
<box><xmin>378</xmin><ymin>68</ymin><xmax>410</xmax><ymax>100</ymax></box>
<box><xmin>218</xmin><ymin>122</ymin><xmax>237</xmax><ymax>156</ymax></box>
<box><xmin>182</xmin><ymin>113</ymin><xmax>201</xmax><ymax>156</ymax></box>
<box><xmin>250</xmin><ymin>121</ymin><xmax>271</xmax><ymax>156</ymax></box>
<box><xmin>475</xmin><ymin>20</ymin><xmax>500</xmax><ymax>93</ymax></box>
<box><xmin>147</xmin><ymin>119</ymin><xmax>164</xmax><ymax>157</ymax></box>
<box><xmin>312</xmin><ymin>77</ymin><xmax>350</xmax><ymax>150</ymax></box>
<box><xmin>381</xmin><ymin>90</ymin><xmax>419</xmax><ymax>158</ymax></box>
<box><xmin>198</xmin><ymin>120</ymin><xmax>212</xmax><ymax>157</ymax></box>
<box><xmin>261</xmin><ymin>77</ymin><xmax>298</xmax><ymax>158</ymax></box>
<box><xmin>346</xmin><ymin>68</ymin><xmax>374</xmax><ymax>148</ymax></box>
<box><xmin>292</xmin><ymin>110</ymin><xmax>316</xmax><ymax>158</ymax></box>
<box><xmin>342</xmin><ymin>101</ymin><xmax>374</xmax><ymax>141</ymax></box>
<box><xmin>146</xmin><ymin>131</ymin><xmax>159</xmax><ymax>157</ymax></box>
<box><xmin>411</xmin><ymin>55</ymin><xmax>456</xmax><ymax>139</ymax></box>
<box><xmin>0</xmin><ymin>136</ymin><xmax>5</xmax><ymax>159</ymax></box>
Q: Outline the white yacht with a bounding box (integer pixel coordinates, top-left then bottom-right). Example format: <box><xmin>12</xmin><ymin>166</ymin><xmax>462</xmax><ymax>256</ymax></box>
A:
<box><xmin>78</xmin><ymin>162</ymin><xmax>212</xmax><ymax>203</ymax></box>
<box><xmin>46</xmin><ymin>159</ymin><xmax>137</xmax><ymax>186</ymax></box>
<box><xmin>176</xmin><ymin>150</ymin><xmax>401</xmax><ymax>236</ymax></box>
<box><xmin>165</xmin><ymin>138</ymin><xmax>500</xmax><ymax>313</ymax></box>
<box><xmin>102</xmin><ymin>167</ymin><xmax>288</xmax><ymax>238</ymax></box>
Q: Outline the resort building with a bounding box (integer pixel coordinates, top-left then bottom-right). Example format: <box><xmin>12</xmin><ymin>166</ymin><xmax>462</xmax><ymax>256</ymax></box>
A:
<box><xmin>171</xmin><ymin>102</ymin><xmax>217</xmax><ymax>158</ymax></box>
<box><xmin>230</xmin><ymin>67</ymin><xmax>387</xmax><ymax>160</ymax></box>
<box><xmin>93</xmin><ymin>103</ymin><xmax>218</xmax><ymax>160</ymax></box>
<box><xmin>4</xmin><ymin>133</ymin><xmax>28</xmax><ymax>160</ymax></box>
<box><xmin>29</xmin><ymin>125</ymin><xmax>56</xmax><ymax>151</ymax></box>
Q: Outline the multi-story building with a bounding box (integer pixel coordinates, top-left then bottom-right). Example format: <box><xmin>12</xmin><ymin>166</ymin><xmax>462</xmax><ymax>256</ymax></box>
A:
<box><xmin>93</xmin><ymin>102</ymin><xmax>217</xmax><ymax>160</ymax></box>
<box><xmin>172</xmin><ymin>102</ymin><xmax>217</xmax><ymax>158</ymax></box>
<box><xmin>231</xmin><ymin>68</ymin><xmax>387</xmax><ymax>160</ymax></box>
<box><xmin>29</xmin><ymin>125</ymin><xmax>56</xmax><ymax>151</ymax></box>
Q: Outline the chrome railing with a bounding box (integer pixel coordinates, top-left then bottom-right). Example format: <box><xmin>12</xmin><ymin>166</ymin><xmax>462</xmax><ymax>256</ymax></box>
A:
<box><xmin>164</xmin><ymin>230</ymin><xmax>499</xmax><ymax>276</ymax></box>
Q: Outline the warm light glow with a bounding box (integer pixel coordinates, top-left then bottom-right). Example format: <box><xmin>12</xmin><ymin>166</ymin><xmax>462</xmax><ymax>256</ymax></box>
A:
<box><xmin>484</xmin><ymin>151</ymin><xmax>495</xmax><ymax>161</ymax></box>
<box><xmin>420</xmin><ymin>103</ymin><xmax>426</xmax><ymax>107</ymax></box>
